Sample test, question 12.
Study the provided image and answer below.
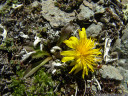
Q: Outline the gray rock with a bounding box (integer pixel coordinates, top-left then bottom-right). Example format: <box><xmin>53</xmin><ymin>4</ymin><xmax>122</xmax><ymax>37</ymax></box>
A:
<box><xmin>120</xmin><ymin>24</ymin><xmax>128</xmax><ymax>58</ymax></box>
<box><xmin>83</xmin><ymin>0</ymin><xmax>93</xmax><ymax>9</ymax></box>
<box><xmin>99</xmin><ymin>65</ymin><xmax>123</xmax><ymax>81</ymax></box>
<box><xmin>91</xmin><ymin>85</ymin><xmax>97</xmax><ymax>92</ymax></box>
<box><xmin>94</xmin><ymin>5</ymin><xmax>105</xmax><ymax>14</ymax></box>
<box><xmin>121</xmin><ymin>24</ymin><xmax>128</xmax><ymax>41</ymax></box>
<box><xmin>118</xmin><ymin>59</ymin><xmax>128</xmax><ymax>70</ymax></box>
<box><xmin>77</xmin><ymin>4</ymin><xmax>94</xmax><ymax>21</ymax></box>
<box><xmin>112</xmin><ymin>38</ymin><xmax>121</xmax><ymax>51</ymax></box>
<box><xmin>83</xmin><ymin>0</ymin><xmax>105</xmax><ymax>14</ymax></box>
<box><xmin>121</xmin><ymin>0</ymin><xmax>128</xmax><ymax>5</ymax></box>
<box><xmin>97</xmin><ymin>0</ymin><xmax>105</xmax><ymax>5</ymax></box>
<box><xmin>86</xmin><ymin>23</ymin><xmax>102</xmax><ymax>37</ymax></box>
<box><xmin>0</xmin><ymin>5</ymin><xmax>3</xmax><ymax>10</ymax></box>
<box><xmin>31</xmin><ymin>1</ymin><xmax>40</xmax><ymax>8</ymax></box>
<box><xmin>40</xmin><ymin>0</ymin><xmax>75</xmax><ymax>28</ymax></box>
<box><xmin>117</xmin><ymin>67</ymin><xmax>128</xmax><ymax>90</ymax></box>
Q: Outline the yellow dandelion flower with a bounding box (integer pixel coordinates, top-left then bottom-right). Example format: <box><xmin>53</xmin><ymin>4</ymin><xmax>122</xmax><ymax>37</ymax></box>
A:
<box><xmin>61</xmin><ymin>28</ymin><xmax>102</xmax><ymax>79</ymax></box>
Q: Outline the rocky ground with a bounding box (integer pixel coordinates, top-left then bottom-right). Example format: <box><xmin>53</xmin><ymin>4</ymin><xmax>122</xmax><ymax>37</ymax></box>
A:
<box><xmin>0</xmin><ymin>0</ymin><xmax>128</xmax><ymax>96</ymax></box>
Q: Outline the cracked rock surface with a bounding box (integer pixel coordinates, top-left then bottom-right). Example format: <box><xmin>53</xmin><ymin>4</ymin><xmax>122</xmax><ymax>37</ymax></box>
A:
<box><xmin>41</xmin><ymin>0</ymin><xmax>76</xmax><ymax>28</ymax></box>
<box><xmin>99</xmin><ymin>65</ymin><xmax>123</xmax><ymax>81</ymax></box>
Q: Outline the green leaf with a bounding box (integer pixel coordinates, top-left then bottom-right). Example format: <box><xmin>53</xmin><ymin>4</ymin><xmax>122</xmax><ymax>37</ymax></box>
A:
<box><xmin>23</xmin><ymin>60</ymin><xmax>43</xmax><ymax>77</ymax></box>
<box><xmin>24</xmin><ymin>57</ymin><xmax>52</xmax><ymax>78</ymax></box>
<box><xmin>31</xmin><ymin>50</ymin><xmax>50</xmax><ymax>59</ymax></box>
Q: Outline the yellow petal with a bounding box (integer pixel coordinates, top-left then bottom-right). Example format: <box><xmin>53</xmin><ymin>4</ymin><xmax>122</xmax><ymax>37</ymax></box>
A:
<box><xmin>73</xmin><ymin>60</ymin><xmax>82</xmax><ymax>74</ymax></box>
<box><xmin>86</xmin><ymin>49</ymin><xmax>101</xmax><ymax>55</ymax></box>
<box><xmin>79</xmin><ymin>28</ymin><xmax>87</xmax><ymax>39</ymax></box>
<box><xmin>85</xmin><ymin>59</ymin><xmax>94</xmax><ymax>72</ymax></box>
<box><xmin>91</xmin><ymin>49</ymin><xmax>102</xmax><ymax>55</ymax></box>
<box><xmin>61</xmin><ymin>50</ymin><xmax>76</xmax><ymax>57</ymax></box>
<box><xmin>84</xmin><ymin>39</ymin><xmax>95</xmax><ymax>49</ymax></box>
<box><xmin>69</xmin><ymin>63</ymin><xmax>79</xmax><ymax>74</ymax></box>
<box><xmin>85</xmin><ymin>66</ymin><xmax>88</xmax><ymax>76</ymax></box>
<box><xmin>81</xmin><ymin>59</ymin><xmax>88</xmax><ymax>78</ymax></box>
<box><xmin>74</xmin><ymin>66</ymin><xmax>82</xmax><ymax>74</ymax></box>
<box><xmin>63</xmin><ymin>36</ymin><xmax>78</xmax><ymax>49</ymax></box>
<box><xmin>70</xmin><ymin>61</ymin><xmax>76</xmax><ymax>66</ymax></box>
<box><xmin>82</xmin><ymin>65</ymin><xmax>88</xmax><ymax>79</ymax></box>
<box><xmin>87</xmin><ymin>63</ymin><xmax>94</xmax><ymax>72</ymax></box>
<box><xmin>82</xmin><ymin>67</ymin><xmax>85</xmax><ymax>79</ymax></box>
<box><xmin>61</xmin><ymin>57</ymin><xmax>75</xmax><ymax>62</ymax></box>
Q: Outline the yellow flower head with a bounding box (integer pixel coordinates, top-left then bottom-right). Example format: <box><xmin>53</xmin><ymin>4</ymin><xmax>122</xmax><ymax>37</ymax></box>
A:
<box><xmin>61</xmin><ymin>28</ymin><xmax>102</xmax><ymax>79</ymax></box>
